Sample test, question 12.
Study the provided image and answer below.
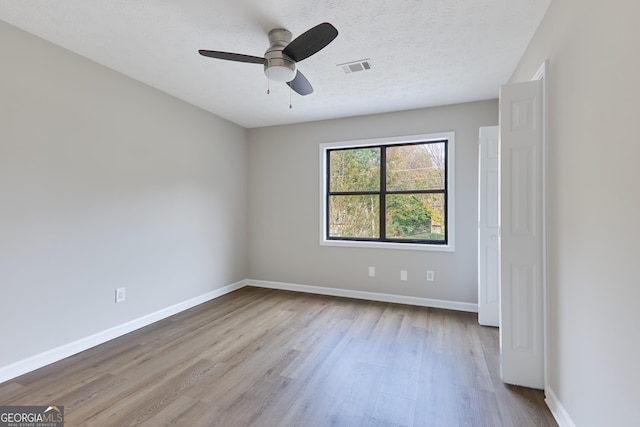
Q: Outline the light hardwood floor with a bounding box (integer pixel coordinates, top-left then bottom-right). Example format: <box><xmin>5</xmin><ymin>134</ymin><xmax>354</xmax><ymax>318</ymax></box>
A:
<box><xmin>0</xmin><ymin>287</ymin><xmax>558</xmax><ymax>426</ymax></box>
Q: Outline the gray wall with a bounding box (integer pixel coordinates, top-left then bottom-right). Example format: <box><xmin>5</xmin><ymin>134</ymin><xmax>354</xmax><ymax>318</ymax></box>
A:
<box><xmin>510</xmin><ymin>1</ymin><xmax>640</xmax><ymax>426</ymax></box>
<box><xmin>0</xmin><ymin>21</ymin><xmax>248</xmax><ymax>368</ymax></box>
<box><xmin>247</xmin><ymin>100</ymin><xmax>498</xmax><ymax>304</ymax></box>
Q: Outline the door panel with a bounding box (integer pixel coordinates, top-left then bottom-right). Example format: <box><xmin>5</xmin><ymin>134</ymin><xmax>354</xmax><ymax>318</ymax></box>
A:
<box><xmin>499</xmin><ymin>80</ymin><xmax>544</xmax><ymax>389</ymax></box>
<box><xmin>478</xmin><ymin>126</ymin><xmax>499</xmax><ymax>327</ymax></box>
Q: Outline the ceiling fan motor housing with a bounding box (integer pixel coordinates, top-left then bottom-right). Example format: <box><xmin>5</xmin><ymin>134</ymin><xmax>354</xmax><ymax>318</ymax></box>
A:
<box><xmin>264</xmin><ymin>28</ymin><xmax>296</xmax><ymax>82</ymax></box>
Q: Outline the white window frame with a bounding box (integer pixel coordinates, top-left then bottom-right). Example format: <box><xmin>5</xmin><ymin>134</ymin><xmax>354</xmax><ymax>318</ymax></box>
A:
<box><xmin>319</xmin><ymin>131</ymin><xmax>455</xmax><ymax>252</ymax></box>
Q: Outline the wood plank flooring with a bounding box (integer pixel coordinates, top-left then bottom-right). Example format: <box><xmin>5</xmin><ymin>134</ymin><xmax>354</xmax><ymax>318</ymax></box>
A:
<box><xmin>0</xmin><ymin>287</ymin><xmax>558</xmax><ymax>426</ymax></box>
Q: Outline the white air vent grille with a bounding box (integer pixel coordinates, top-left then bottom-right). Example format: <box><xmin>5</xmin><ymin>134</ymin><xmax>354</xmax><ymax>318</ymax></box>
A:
<box><xmin>338</xmin><ymin>59</ymin><xmax>372</xmax><ymax>74</ymax></box>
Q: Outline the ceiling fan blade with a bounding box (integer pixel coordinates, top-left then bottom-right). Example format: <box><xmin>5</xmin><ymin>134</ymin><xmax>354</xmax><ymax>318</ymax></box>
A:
<box><xmin>198</xmin><ymin>50</ymin><xmax>265</xmax><ymax>64</ymax></box>
<box><xmin>287</xmin><ymin>70</ymin><xmax>313</xmax><ymax>96</ymax></box>
<box><xmin>282</xmin><ymin>22</ymin><xmax>338</xmax><ymax>62</ymax></box>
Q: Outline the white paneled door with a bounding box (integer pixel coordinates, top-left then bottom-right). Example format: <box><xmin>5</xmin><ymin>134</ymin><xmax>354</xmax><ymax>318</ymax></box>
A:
<box><xmin>499</xmin><ymin>80</ymin><xmax>544</xmax><ymax>389</ymax></box>
<box><xmin>478</xmin><ymin>126</ymin><xmax>500</xmax><ymax>327</ymax></box>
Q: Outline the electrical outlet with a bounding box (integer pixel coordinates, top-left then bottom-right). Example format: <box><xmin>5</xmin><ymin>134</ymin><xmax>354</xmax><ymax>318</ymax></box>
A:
<box><xmin>400</xmin><ymin>270</ymin><xmax>408</xmax><ymax>281</ymax></box>
<box><xmin>369</xmin><ymin>266</ymin><xmax>376</xmax><ymax>277</ymax></box>
<box><xmin>427</xmin><ymin>270</ymin><xmax>435</xmax><ymax>282</ymax></box>
<box><xmin>115</xmin><ymin>287</ymin><xmax>126</xmax><ymax>303</ymax></box>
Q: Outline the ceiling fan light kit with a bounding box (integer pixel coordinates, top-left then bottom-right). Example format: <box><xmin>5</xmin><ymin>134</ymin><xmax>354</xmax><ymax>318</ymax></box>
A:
<box><xmin>199</xmin><ymin>22</ymin><xmax>338</xmax><ymax>97</ymax></box>
<box><xmin>264</xmin><ymin>57</ymin><xmax>296</xmax><ymax>82</ymax></box>
<box><xmin>264</xmin><ymin>28</ymin><xmax>296</xmax><ymax>83</ymax></box>
<box><xmin>264</xmin><ymin>28</ymin><xmax>297</xmax><ymax>82</ymax></box>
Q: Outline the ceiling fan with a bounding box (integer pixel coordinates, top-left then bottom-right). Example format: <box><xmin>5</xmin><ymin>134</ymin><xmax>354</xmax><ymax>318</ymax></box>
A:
<box><xmin>199</xmin><ymin>22</ymin><xmax>338</xmax><ymax>96</ymax></box>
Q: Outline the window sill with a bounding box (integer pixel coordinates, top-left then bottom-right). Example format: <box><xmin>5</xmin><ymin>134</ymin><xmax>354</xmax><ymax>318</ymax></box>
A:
<box><xmin>320</xmin><ymin>239</ymin><xmax>455</xmax><ymax>252</ymax></box>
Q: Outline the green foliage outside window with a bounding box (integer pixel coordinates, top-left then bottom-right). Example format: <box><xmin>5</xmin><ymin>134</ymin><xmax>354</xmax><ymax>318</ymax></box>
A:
<box><xmin>327</xmin><ymin>141</ymin><xmax>447</xmax><ymax>244</ymax></box>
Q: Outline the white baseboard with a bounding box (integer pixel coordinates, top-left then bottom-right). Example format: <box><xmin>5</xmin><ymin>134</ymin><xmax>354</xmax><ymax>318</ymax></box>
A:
<box><xmin>0</xmin><ymin>280</ymin><xmax>246</xmax><ymax>384</ymax></box>
<box><xmin>545</xmin><ymin>387</ymin><xmax>576</xmax><ymax>427</ymax></box>
<box><xmin>247</xmin><ymin>279</ymin><xmax>478</xmax><ymax>313</ymax></box>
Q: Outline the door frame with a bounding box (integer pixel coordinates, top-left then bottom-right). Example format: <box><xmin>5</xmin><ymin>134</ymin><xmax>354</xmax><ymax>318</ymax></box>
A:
<box><xmin>532</xmin><ymin>60</ymin><xmax>550</xmax><ymax>392</ymax></box>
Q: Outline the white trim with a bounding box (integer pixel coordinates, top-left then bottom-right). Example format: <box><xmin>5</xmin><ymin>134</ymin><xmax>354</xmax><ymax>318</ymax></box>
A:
<box><xmin>532</xmin><ymin>60</ymin><xmax>547</xmax><ymax>81</ymax></box>
<box><xmin>319</xmin><ymin>131</ymin><xmax>456</xmax><ymax>252</ymax></box>
<box><xmin>545</xmin><ymin>388</ymin><xmax>577</xmax><ymax>427</ymax></box>
<box><xmin>319</xmin><ymin>239</ymin><xmax>454</xmax><ymax>252</ymax></box>
<box><xmin>319</xmin><ymin>132</ymin><xmax>456</xmax><ymax>150</ymax></box>
<box><xmin>0</xmin><ymin>280</ymin><xmax>246</xmax><ymax>384</ymax></box>
<box><xmin>247</xmin><ymin>279</ymin><xmax>477</xmax><ymax>313</ymax></box>
<box><xmin>533</xmin><ymin>59</ymin><xmax>550</xmax><ymax>391</ymax></box>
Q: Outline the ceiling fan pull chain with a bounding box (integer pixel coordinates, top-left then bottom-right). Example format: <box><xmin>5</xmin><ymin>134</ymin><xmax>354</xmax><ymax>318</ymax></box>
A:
<box><xmin>289</xmin><ymin>85</ymin><xmax>293</xmax><ymax>109</ymax></box>
<box><xmin>267</xmin><ymin>74</ymin><xmax>270</xmax><ymax>95</ymax></box>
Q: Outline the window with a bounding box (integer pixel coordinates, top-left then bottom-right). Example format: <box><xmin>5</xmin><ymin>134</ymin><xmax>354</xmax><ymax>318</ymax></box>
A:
<box><xmin>320</xmin><ymin>132</ymin><xmax>454</xmax><ymax>251</ymax></box>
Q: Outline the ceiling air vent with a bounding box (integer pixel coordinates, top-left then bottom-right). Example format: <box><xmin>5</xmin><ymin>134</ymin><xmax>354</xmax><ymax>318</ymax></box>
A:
<box><xmin>338</xmin><ymin>59</ymin><xmax>372</xmax><ymax>74</ymax></box>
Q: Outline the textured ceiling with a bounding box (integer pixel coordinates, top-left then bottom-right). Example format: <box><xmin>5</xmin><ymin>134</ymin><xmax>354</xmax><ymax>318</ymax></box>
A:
<box><xmin>0</xmin><ymin>0</ymin><xmax>550</xmax><ymax>128</ymax></box>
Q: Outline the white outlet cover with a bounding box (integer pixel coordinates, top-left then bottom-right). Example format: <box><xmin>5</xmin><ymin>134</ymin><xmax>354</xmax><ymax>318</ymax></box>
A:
<box><xmin>401</xmin><ymin>270</ymin><xmax>408</xmax><ymax>281</ymax></box>
<box><xmin>116</xmin><ymin>287</ymin><xmax>126</xmax><ymax>303</ymax></box>
<box><xmin>427</xmin><ymin>271</ymin><xmax>435</xmax><ymax>281</ymax></box>
<box><xmin>368</xmin><ymin>267</ymin><xmax>375</xmax><ymax>277</ymax></box>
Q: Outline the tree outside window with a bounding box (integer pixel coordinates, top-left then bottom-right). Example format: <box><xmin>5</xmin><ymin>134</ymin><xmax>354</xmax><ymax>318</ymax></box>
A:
<box><xmin>326</xmin><ymin>140</ymin><xmax>448</xmax><ymax>245</ymax></box>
